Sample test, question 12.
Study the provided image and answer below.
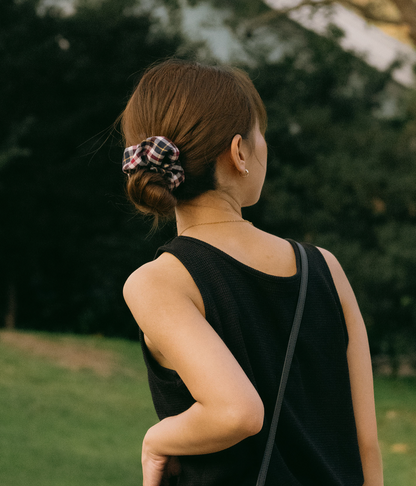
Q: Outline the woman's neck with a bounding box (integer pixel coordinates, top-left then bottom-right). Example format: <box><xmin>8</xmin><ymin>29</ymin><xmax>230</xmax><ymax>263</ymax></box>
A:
<box><xmin>175</xmin><ymin>192</ymin><xmax>244</xmax><ymax>236</ymax></box>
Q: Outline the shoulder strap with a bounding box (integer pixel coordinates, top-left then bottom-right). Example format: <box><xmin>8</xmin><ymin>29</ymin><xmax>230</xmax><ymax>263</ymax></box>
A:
<box><xmin>256</xmin><ymin>241</ymin><xmax>309</xmax><ymax>486</ymax></box>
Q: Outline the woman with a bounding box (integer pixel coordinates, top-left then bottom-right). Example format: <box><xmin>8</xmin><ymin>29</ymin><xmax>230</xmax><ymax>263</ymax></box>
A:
<box><xmin>121</xmin><ymin>59</ymin><xmax>383</xmax><ymax>486</ymax></box>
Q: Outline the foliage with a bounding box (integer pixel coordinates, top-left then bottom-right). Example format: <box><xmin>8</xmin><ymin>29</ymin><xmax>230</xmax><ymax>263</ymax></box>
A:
<box><xmin>242</xmin><ymin>27</ymin><xmax>416</xmax><ymax>359</ymax></box>
<box><xmin>188</xmin><ymin>0</ymin><xmax>416</xmax><ymax>46</ymax></box>
<box><xmin>1</xmin><ymin>0</ymin><xmax>416</xmax><ymax>360</ymax></box>
<box><xmin>0</xmin><ymin>0</ymin><xmax>183</xmax><ymax>337</ymax></box>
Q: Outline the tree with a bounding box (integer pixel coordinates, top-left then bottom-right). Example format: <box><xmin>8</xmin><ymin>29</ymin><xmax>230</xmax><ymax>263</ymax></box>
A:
<box><xmin>243</xmin><ymin>0</ymin><xmax>416</xmax><ymax>46</ymax></box>
<box><xmin>3</xmin><ymin>0</ymin><xmax>416</xmax><ymax>368</ymax></box>
<box><xmin>0</xmin><ymin>0</ymin><xmax>186</xmax><ymax>337</ymax></box>
<box><xmin>241</xmin><ymin>28</ymin><xmax>416</xmax><ymax>364</ymax></box>
<box><xmin>162</xmin><ymin>0</ymin><xmax>416</xmax><ymax>364</ymax></box>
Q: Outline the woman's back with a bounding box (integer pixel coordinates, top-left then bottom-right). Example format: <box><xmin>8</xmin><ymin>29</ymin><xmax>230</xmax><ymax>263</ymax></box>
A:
<box><xmin>140</xmin><ymin>236</ymin><xmax>363</xmax><ymax>485</ymax></box>
<box><xmin>177</xmin><ymin>224</ymin><xmax>297</xmax><ymax>278</ymax></box>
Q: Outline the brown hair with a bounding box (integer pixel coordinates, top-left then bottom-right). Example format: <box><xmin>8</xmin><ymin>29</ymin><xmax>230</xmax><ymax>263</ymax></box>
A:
<box><xmin>121</xmin><ymin>59</ymin><xmax>267</xmax><ymax>220</ymax></box>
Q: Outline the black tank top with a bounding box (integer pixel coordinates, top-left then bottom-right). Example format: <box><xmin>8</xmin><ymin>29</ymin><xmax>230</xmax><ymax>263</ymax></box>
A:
<box><xmin>139</xmin><ymin>237</ymin><xmax>364</xmax><ymax>486</ymax></box>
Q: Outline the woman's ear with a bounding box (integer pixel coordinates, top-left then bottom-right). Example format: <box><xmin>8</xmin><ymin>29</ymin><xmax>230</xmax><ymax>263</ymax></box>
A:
<box><xmin>230</xmin><ymin>134</ymin><xmax>248</xmax><ymax>175</ymax></box>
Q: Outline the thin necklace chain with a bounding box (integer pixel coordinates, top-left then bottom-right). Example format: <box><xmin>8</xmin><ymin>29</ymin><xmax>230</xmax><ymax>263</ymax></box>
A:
<box><xmin>179</xmin><ymin>219</ymin><xmax>253</xmax><ymax>236</ymax></box>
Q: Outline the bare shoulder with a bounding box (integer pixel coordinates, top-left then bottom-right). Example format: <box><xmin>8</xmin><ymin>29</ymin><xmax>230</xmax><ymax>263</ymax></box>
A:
<box><xmin>123</xmin><ymin>251</ymin><xmax>204</xmax><ymax>314</ymax></box>
<box><xmin>124</xmin><ymin>252</ymin><xmax>181</xmax><ymax>290</ymax></box>
<box><xmin>316</xmin><ymin>245</ymin><xmax>365</xmax><ymax>329</ymax></box>
<box><xmin>316</xmin><ymin>246</ymin><xmax>343</xmax><ymax>274</ymax></box>
<box><xmin>315</xmin><ymin>246</ymin><xmax>353</xmax><ymax>309</ymax></box>
<box><xmin>315</xmin><ymin>246</ymin><xmax>347</xmax><ymax>280</ymax></box>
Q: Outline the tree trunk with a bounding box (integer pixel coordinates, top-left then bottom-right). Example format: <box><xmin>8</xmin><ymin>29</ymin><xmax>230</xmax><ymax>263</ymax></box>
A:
<box><xmin>5</xmin><ymin>282</ymin><xmax>16</xmax><ymax>329</ymax></box>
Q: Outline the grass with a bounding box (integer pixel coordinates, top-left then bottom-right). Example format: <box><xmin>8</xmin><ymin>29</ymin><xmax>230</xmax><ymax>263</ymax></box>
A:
<box><xmin>0</xmin><ymin>332</ymin><xmax>157</xmax><ymax>486</ymax></box>
<box><xmin>0</xmin><ymin>331</ymin><xmax>415</xmax><ymax>485</ymax></box>
<box><xmin>375</xmin><ymin>377</ymin><xmax>416</xmax><ymax>485</ymax></box>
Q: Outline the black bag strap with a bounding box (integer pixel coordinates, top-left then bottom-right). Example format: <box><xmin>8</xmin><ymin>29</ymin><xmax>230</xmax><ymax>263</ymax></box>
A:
<box><xmin>255</xmin><ymin>241</ymin><xmax>309</xmax><ymax>486</ymax></box>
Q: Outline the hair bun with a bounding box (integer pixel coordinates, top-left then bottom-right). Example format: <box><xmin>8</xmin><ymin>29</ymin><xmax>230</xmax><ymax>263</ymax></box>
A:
<box><xmin>126</xmin><ymin>169</ymin><xmax>177</xmax><ymax>219</ymax></box>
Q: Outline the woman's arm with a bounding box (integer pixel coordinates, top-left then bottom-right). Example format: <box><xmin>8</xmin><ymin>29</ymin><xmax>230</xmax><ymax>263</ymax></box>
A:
<box><xmin>124</xmin><ymin>253</ymin><xmax>264</xmax><ymax>486</ymax></box>
<box><xmin>319</xmin><ymin>248</ymin><xmax>384</xmax><ymax>486</ymax></box>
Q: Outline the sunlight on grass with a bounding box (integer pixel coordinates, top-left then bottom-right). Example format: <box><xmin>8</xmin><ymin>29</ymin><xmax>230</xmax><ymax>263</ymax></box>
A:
<box><xmin>0</xmin><ymin>331</ymin><xmax>415</xmax><ymax>485</ymax></box>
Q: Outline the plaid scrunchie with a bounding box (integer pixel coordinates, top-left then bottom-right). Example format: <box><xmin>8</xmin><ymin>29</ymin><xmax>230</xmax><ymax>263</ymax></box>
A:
<box><xmin>122</xmin><ymin>136</ymin><xmax>185</xmax><ymax>190</ymax></box>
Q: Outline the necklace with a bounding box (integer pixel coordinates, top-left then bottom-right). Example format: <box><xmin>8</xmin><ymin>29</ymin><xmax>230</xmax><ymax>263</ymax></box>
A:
<box><xmin>179</xmin><ymin>219</ymin><xmax>253</xmax><ymax>236</ymax></box>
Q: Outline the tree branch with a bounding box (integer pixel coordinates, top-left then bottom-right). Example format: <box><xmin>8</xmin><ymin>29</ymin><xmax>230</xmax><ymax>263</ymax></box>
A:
<box><xmin>243</xmin><ymin>0</ymin><xmax>416</xmax><ymax>45</ymax></box>
<box><xmin>341</xmin><ymin>0</ymin><xmax>404</xmax><ymax>25</ymax></box>
<box><xmin>244</xmin><ymin>0</ymin><xmax>406</xmax><ymax>33</ymax></box>
<box><xmin>243</xmin><ymin>0</ymin><xmax>335</xmax><ymax>32</ymax></box>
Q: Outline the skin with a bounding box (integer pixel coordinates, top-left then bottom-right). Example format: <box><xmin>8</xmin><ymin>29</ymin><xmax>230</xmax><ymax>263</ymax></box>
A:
<box><xmin>123</xmin><ymin>123</ymin><xmax>383</xmax><ymax>486</ymax></box>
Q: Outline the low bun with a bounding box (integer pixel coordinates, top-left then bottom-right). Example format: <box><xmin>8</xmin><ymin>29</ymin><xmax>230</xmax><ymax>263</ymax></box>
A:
<box><xmin>126</xmin><ymin>169</ymin><xmax>177</xmax><ymax>219</ymax></box>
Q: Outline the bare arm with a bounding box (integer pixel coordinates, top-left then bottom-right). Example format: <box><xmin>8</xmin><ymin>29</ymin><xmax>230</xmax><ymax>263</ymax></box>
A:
<box><xmin>319</xmin><ymin>248</ymin><xmax>383</xmax><ymax>486</ymax></box>
<box><xmin>124</xmin><ymin>254</ymin><xmax>264</xmax><ymax>486</ymax></box>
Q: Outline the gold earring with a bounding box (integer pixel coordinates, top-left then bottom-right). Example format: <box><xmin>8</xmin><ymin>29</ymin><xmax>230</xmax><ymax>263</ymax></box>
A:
<box><xmin>241</xmin><ymin>169</ymin><xmax>249</xmax><ymax>177</ymax></box>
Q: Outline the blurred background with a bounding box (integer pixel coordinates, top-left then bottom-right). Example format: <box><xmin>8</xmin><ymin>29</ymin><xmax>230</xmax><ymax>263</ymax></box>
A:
<box><xmin>1</xmin><ymin>0</ymin><xmax>416</xmax><ymax>483</ymax></box>
<box><xmin>2</xmin><ymin>0</ymin><xmax>416</xmax><ymax>368</ymax></box>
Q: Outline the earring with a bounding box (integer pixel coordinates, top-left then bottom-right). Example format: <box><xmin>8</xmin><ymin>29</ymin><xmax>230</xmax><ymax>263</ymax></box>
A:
<box><xmin>241</xmin><ymin>169</ymin><xmax>249</xmax><ymax>177</ymax></box>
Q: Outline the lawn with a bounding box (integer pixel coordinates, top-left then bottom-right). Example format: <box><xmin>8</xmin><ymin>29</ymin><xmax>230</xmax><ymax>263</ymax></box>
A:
<box><xmin>375</xmin><ymin>377</ymin><xmax>416</xmax><ymax>485</ymax></box>
<box><xmin>0</xmin><ymin>330</ymin><xmax>415</xmax><ymax>485</ymax></box>
<box><xmin>0</xmin><ymin>331</ymin><xmax>157</xmax><ymax>486</ymax></box>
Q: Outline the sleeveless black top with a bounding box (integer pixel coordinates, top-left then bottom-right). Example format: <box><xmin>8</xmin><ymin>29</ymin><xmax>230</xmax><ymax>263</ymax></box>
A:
<box><xmin>139</xmin><ymin>237</ymin><xmax>364</xmax><ymax>486</ymax></box>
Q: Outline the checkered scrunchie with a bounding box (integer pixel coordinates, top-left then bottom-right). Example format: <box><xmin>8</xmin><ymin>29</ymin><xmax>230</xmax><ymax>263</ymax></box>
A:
<box><xmin>122</xmin><ymin>136</ymin><xmax>185</xmax><ymax>190</ymax></box>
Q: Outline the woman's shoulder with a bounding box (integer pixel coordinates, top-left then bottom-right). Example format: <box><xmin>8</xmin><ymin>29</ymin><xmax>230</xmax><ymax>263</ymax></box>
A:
<box><xmin>124</xmin><ymin>253</ymin><xmax>187</xmax><ymax>293</ymax></box>
<box><xmin>312</xmin><ymin>246</ymin><xmax>352</xmax><ymax>311</ymax></box>
<box><xmin>123</xmin><ymin>252</ymin><xmax>205</xmax><ymax>315</ymax></box>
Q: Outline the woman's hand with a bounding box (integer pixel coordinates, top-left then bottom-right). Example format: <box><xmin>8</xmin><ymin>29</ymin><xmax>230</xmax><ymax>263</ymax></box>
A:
<box><xmin>161</xmin><ymin>456</ymin><xmax>181</xmax><ymax>486</ymax></box>
<box><xmin>142</xmin><ymin>435</ymin><xmax>181</xmax><ymax>486</ymax></box>
<box><xmin>141</xmin><ymin>444</ymin><xmax>167</xmax><ymax>486</ymax></box>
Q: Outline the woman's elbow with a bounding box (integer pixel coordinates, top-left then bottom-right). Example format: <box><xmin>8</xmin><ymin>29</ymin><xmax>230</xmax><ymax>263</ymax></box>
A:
<box><xmin>224</xmin><ymin>397</ymin><xmax>264</xmax><ymax>438</ymax></box>
<box><xmin>243</xmin><ymin>404</ymin><xmax>265</xmax><ymax>436</ymax></box>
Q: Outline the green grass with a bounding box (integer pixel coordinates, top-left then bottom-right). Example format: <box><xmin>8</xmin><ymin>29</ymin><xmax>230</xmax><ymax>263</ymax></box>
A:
<box><xmin>0</xmin><ymin>331</ymin><xmax>415</xmax><ymax>485</ymax></box>
<box><xmin>0</xmin><ymin>332</ymin><xmax>157</xmax><ymax>486</ymax></box>
<box><xmin>375</xmin><ymin>377</ymin><xmax>416</xmax><ymax>485</ymax></box>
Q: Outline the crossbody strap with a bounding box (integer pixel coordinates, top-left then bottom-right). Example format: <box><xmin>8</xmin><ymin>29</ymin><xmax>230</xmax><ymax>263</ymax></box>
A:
<box><xmin>256</xmin><ymin>241</ymin><xmax>309</xmax><ymax>486</ymax></box>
